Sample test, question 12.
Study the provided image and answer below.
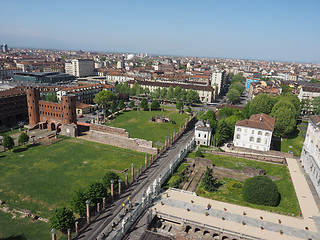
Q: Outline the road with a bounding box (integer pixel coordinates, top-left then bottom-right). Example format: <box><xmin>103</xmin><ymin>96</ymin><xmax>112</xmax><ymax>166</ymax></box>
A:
<box><xmin>74</xmin><ymin>129</ymin><xmax>195</xmax><ymax>240</ymax></box>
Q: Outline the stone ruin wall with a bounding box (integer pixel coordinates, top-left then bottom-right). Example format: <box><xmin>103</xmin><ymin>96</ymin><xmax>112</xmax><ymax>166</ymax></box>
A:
<box><xmin>88</xmin><ymin>124</ymin><xmax>156</xmax><ymax>154</ymax></box>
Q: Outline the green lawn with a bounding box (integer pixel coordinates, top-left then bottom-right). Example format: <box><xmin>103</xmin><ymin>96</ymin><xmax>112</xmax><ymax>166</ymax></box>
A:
<box><xmin>105</xmin><ymin>109</ymin><xmax>189</xmax><ymax>145</ymax></box>
<box><xmin>162</xmin><ymin>162</ymin><xmax>189</xmax><ymax>190</ymax></box>
<box><xmin>281</xmin><ymin>131</ymin><xmax>305</xmax><ymax>157</ymax></box>
<box><xmin>0</xmin><ymin>137</ymin><xmax>144</xmax><ymax>239</ymax></box>
<box><xmin>188</xmin><ymin>153</ymin><xmax>301</xmax><ymax>215</ymax></box>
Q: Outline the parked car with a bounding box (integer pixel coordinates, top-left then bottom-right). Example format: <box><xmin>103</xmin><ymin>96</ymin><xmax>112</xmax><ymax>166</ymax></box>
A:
<box><xmin>85</xmin><ymin>120</ymin><xmax>91</xmax><ymax>123</ymax></box>
<box><xmin>79</xmin><ymin>115</ymin><xmax>84</xmax><ymax>118</ymax></box>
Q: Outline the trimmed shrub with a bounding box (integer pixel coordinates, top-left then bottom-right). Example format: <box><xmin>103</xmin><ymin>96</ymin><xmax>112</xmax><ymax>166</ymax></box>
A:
<box><xmin>195</xmin><ymin>150</ymin><xmax>204</xmax><ymax>158</ymax></box>
<box><xmin>242</xmin><ymin>176</ymin><xmax>280</xmax><ymax>207</ymax></box>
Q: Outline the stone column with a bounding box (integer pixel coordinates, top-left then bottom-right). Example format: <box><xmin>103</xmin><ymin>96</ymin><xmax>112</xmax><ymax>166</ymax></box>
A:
<box><xmin>140</xmin><ymin>165</ymin><xmax>142</xmax><ymax>175</ymax></box>
<box><xmin>125</xmin><ymin>173</ymin><xmax>128</xmax><ymax>187</ymax></box>
<box><xmin>67</xmin><ymin>229</ymin><xmax>71</xmax><ymax>240</ymax></box>
<box><xmin>179</xmin><ymin>123</ymin><xmax>182</xmax><ymax>134</ymax></box>
<box><xmin>131</xmin><ymin>164</ymin><xmax>134</xmax><ymax>182</ymax></box>
<box><xmin>51</xmin><ymin>229</ymin><xmax>57</xmax><ymax>240</ymax></box>
<box><xmin>75</xmin><ymin>221</ymin><xmax>79</xmax><ymax>234</ymax></box>
<box><xmin>145</xmin><ymin>153</ymin><xmax>148</xmax><ymax>169</ymax></box>
<box><xmin>110</xmin><ymin>180</ymin><xmax>114</xmax><ymax>199</ymax></box>
<box><xmin>118</xmin><ymin>179</ymin><xmax>122</xmax><ymax>195</ymax></box>
<box><xmin>173</xmin><ymin>129</ymin><xmax>175</xmax><ymax>140</ymax></box>
<box><xmin>86</xmin><ymin>200</ymin><xmax>90</xmax><ymax>224</ymax></box>
<box><xmin>97</xmin><ymin>203</ymin><xmax>100</xmax><ymax>213</ymax></box>
<box><xmin>136</xmin><ymin>169</ymin><xmax>139</xmax><ymax>178</ymax></box>
<box><xmin>102</xmin><ymin>198</ymin><xmax>106</xmax><ymax>209</ymax></box>
<box><xmin>165</xmin><ymin>136</ymin><xmax>167</xmax><ymax>149</ymax></box>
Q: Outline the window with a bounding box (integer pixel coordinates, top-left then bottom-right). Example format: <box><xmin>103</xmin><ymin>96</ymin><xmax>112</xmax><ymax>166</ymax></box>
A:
<box><xmin>258</xmin><ymin>131</ymin><xmax>262</xmax><ymax>135</ymax></box>
<box><xmin>257</xmin><ymin>138</ymin><xmax>261</xmax><ymax>143</ymax></box>
<box><xmin>265</xmin><ymin>132</ymin><xmax>270</xmax><ymax>136</ymax></box>
<box><xmin>250</xmin><ymin>137</ymin><xmax>254</xmax><ymax>142</ymax></box>
<box><xmin>204</xmin><ymin>134</ymin><xmax>206</xmax><ymax>138</ymax></box>
<box><xmin>237</xmin><ymin>128</ymin><xmax>241</xmax><ymax>132</ymax></box>
<box><xmin>265</xmin><ymin>139</ymin><xmax>268</xmax><ymax>144</ymax></box>
<box><xmin>198</xmin><ymin>134</ymin><xmax>200</xmax><ymax>137</ymax></box>
<box><xmin>236</xmin><ymin>134</ymin><xmax>240</xmax><ymax>139</ymax></box>
<box><xmin>252</xmin><ymin>130</ymin><xmax>254</xmax><ymax>134</ymax></box>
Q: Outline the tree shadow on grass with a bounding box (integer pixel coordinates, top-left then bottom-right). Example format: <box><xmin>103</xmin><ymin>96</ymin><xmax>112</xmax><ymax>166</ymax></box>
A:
<box><xmin>286</xmin><ymin>127</ymin><xmax>300</xmax><ymax>139</ymax></box>
<box><xmin>12</xmin><ymin>147</ymin><xmax>28</xmax><ymax>153</ymax></box>
<box><xmin>27</xmin><ymin>143</ymin><xmax>39</xmax><ymax>148</ymax></box>
<box><xmin>0</xmin><ymin>235</ymin><xmax>27</xmax><ymax>240</ymax></box>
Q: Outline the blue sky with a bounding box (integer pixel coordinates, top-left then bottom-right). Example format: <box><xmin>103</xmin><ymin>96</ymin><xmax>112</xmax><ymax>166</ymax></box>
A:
<box><xmin>0</xmin><ymin>0</ymin><xmax>319</xmax><ymax>62</ymax></box>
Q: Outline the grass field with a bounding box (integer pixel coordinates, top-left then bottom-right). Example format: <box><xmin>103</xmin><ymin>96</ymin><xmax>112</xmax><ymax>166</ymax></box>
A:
<box><xmin>188</xmin><ymin>153</ymin><xmax>301</xmax><ymax>215</ymax></box>
<box><xmin>0</xmin><ymin>137</ymin><xmax>144</xmax><ymax>239</ymax></box>
<box><xmin>105</xmin><ymin>109</ymin><xmax>189</xmax><ymax>145</ymax></box>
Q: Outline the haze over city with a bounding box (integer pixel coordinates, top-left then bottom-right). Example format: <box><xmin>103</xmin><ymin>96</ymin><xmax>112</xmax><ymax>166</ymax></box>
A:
<box><xmin>1</xmin><ymin>0</ymin><xmax>319</xmax><ymax>62</ymax></box>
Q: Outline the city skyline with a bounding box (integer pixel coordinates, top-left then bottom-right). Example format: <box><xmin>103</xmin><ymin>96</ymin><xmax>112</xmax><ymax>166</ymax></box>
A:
<box><xmin>1</xmin><ymin>0</ymin><xmax>320</xmax><ymax>62</ymax></box>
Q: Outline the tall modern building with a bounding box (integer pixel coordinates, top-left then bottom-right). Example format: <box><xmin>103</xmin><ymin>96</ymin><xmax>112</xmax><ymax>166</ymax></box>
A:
<box><xmin>1</xmin><ymin>44</ymin><xmax>8</xmax><ymax>52</ymax></box>
<box><xmin>65</xmin><ymin>59</ymin><xmax>94</xmax><ymax>77</ymax></box>
<box><xmin>211</xmin><ymin>69</ymin><xmax>226</xmax><ymax>95</ymax></box>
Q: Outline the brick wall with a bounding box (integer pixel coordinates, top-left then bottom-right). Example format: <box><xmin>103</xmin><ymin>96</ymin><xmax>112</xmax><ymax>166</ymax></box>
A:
<box><xmin>90</xmin><ymin>124</ymin><xmax>129</xmax><ymax>138</ymax></box>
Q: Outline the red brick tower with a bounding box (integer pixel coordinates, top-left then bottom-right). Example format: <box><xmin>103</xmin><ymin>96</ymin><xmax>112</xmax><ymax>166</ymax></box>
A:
<box><xmin>26</xmin><ymin>87</ymin><xmax>40</xmax><ymax>126</ymax></box>
<box><xmin>61</xmin><ymin>95</ymin><xmax>77</xmax><ymax>124</ymax></box>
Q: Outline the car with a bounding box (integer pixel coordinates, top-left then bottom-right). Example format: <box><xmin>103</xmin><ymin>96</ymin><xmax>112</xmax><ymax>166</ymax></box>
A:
<box><xmin>79</xmin><ymin>115</ymin><xmax>84</xmax><ymax>118</ymax></box>
<box><xmin>92</xmin><ymin>112</ymin><xmax>97</xmax><ymax>115</ymax></box>
<box><xmin>85</xmin><ymin>120</ymin><xmax>91</xmax><ymax>123</ymax></box>
<box><xmin>227</xmin><ymin>143</ymin><xmax>231</xmax><ymax>148</ymax></box>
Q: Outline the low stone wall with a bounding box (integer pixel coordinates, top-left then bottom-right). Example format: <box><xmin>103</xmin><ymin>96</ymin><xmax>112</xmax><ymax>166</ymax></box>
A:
<box><xmin>88</xmin><ymin>128</ymin><xmax>156</xmax><ymax>155</ymax></box>
<box><xmin>90</xmin><ymin>124</ymin><xmax>129</xmax><ymax>138</ymax></box>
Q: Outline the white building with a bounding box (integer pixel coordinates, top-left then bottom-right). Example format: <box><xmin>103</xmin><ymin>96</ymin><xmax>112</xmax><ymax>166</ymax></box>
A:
<box><xmin>211</xmin><ymin>69</ymin><xmax>226</xmax><ymax>95</ymax></box>
<box><xmin>300</xmin><ymin>116</ymin><xmax>320</xmax><ymax>198</ymax></box>
<box><xmin>233</xmin><ymin>113</ymin><xmax>275</xmax><ymax>151</ymax></box>
<box><xmin>195</xmin><ymin>120</ymin><xmax>212</xmax><ymax>146</ymax></box>
<box><xmin>65</xmin><ymin>59</ymin><xmax>94</xmax><ymax>77</ymax></box>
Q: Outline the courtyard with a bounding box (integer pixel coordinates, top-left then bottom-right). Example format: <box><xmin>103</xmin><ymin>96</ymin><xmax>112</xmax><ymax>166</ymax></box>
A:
<box><xmin>0</xmin><ymin>137</ymin><xmax>145</xmax><ymax>239</ymax></box>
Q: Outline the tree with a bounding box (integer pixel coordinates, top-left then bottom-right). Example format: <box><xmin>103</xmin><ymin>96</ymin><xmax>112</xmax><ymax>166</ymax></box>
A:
<box><xmin>160</xmin><ymin>88</ymin><xmax>167</xmax><ymax>99</ymax></box>
<box><xmin>18</xmin><ymin>132</ymin><xmax>29</xmax><ymax>145</ymax></box>
<box><xmin>102</xmin><ymin>171</ymin><xmax>120</xmax><ymax>190</ymax></box>
<box><xmin>300</xmin><ymin>98</ymin><xmax>311</xmax><ymax>114</ymax></box>
<box><xmin>313</xmin><ymin>96</ymin><xmax>320</xmax><ymax>115</ymax></box>
<box><xmin>130</xmin><ymin>82</ymin><xmax>141</xmax><ymax>96</ymax></box>
<box><xmin>45</xmin><ymin>93</ymin><xmax>58</xmax><ymax>102</ymax></box>
<box><xmin>166</xmin><ymin>86</ymin><xmax>174</xmax><ymax>100</ymax></box>
<box><xmin>87</xmin><ymin>182</ymin><xmax>107</xmax><ymax>204</ymax></box>
<box><xmin>186</xmin><ymin>90</ymin><xmax>199</xmax><ymax>105</ymax></box>
<box><xmin>94</xmin><ymin>90</ymin><xmax>117</xmax><ymax>109</ymax></box>
<box><xmin>202</xmin><ymin>167</ymin><xmax>219</xmax><ymax>192</ymax></box>
<box><xmin>249</xmin><ymin>94</ymin><xmax>276</xmax><ymax>116</ymax></box>
<box><xmin>173</xmin><ymin>86</ymin><xmax>181</xmax><ymax>101</ymax></box>
<box><xmin>115</xmin><ymin>82</ymin><xmax>130</xmax><ymax>95</ymax></box>
<box><xmin>180</xmin><ymin>89</ymin><xmax>187</xmax><ymax>102</ymax></box>
<box><xmin>242</xmin><ymin>176</ymin><xmax>280</xmax><ymax>207</ymax></box>
<box><xmin>271</xmin><ymin>99</ymin><xmax>298</xmax><ymax>119</ymax></box>
<box><xmin>3</xmin><ymin>135</ymin><xmax>14</xmax><ymax>150</ymax></box>
<box><xmin>70</xmin><ymin>188</ymin><xmax>88</xmax><ymax>216</ymax></box>
<box><xmin>150</xmin><ymin>100</ymin><xmax>160</xmax><ymax>110</ymax></box>
<box><xmin>195</xmin><ymin>150</ymin><xmax>204</xmax><ymax>158</ymax></box>
<box><xmin>310</xmin><ymin>78</ymin><xmax>320</xmax><ymax>83</ymax></box>
<box><xmin>242</xmin><ymin>102</ymin><xmax>251</xmax><ymax>119</ymax></box>
<box><xmin>50</xmin><ymin>207</ymin><xmax>75</xmax><ymax>231</ymax></box>
<box><xmin>154</xmin><ymin>88</ymin><xmax>161</xmax><ymax>99</ymax></box>
<box><xmin>271</xmin><ymin>107</ymin><xmax>296</xmax><ymax>137</ymax></box>
<box><xmin>109</xmin><ymin>101</ymin><xmax>117</xmax><ymax>113</ymax></box>
<box><xmin>129</xmin><ymin>100</ymin><xmax>135</xmax><ymax>108</ymax></box>
<box><xmin>230</xmin><ymin>74</ymin><xmax>246</xmax><ymax>84</ymax></box>
<box><xmin>176</xmin><ymin>101</ymin><xmax>184</xmax><ymax>113</ymax></box>
<box><xmin>200</xmin><ymin>110</ymin><xmax>217</xmax><ymax>134</ymax></box>
<box><xmin>139</xmin><ymin>98</ymin><xmax>149</xmax><ymax>110</ymax></box>
<box><xmin>118</xmin><ymin>99</ymin><xmax>125</xmax><ymax>110</ymax></box>
<box><xmin>215</xmin><ymin>119</ymin><xmax>232</xmax><ymax>146</ymax></box>
<box><xmin>229</xmin><ymin>82</ymin><xmax>245</xmax><ymax>95</ymax></box>
<box><xmin>226</xmin><ymin>88</ymin><xmax>241</xmax><ymax>104</ymax></box>
<box><xmin>280</xmin><ymin>84</ymin><xmax>292</xmax><ymax>95</ymax></box>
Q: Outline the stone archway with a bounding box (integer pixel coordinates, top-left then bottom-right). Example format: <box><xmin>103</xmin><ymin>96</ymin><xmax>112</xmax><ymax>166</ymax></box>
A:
<box><xmin>213</xmin><ymin>233</ymin><xmax>220</xmax><ymax>239</ymax></box>
<box><xmin>49</xmin><ymin>122</ymin><xmax>56</xmax><ymax>131</ymax></box>
<box><xmin>185</xmin><ymin>225</ymin><xmax>192</xmax><ymax>233</ymax></box>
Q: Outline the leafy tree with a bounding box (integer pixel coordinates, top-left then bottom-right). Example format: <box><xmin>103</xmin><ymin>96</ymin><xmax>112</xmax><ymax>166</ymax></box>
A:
<box><xmin>166</xmin><ymin>86</ymin><xmax>174</xmax><ymax>100</ymax></box>
<box><xmin>300</xmin><ymin>98</ymin><xmax>311</xmax><ymax>114</ymax></box>
<box><xmin>280</xmin><ymin>84</ymin><xmax>292</xmax><ymax>95</ymax></box>
<box><xmin>242</xmin><ymin>102</ymin><xmax>251</xmax><ymax>119</ymax></box>
<box><xmin>313</xmin><ymin>96</ymin><xmax>320</xmax><ymax>115</ymax></box>
<box><xmin>249</xmin><ymin>94</ymin><xmax>276</xmax><ymax>116</ymax></box>
<box><xmin>186</xmin><ymin>90</ymin><xmax>199</xmax><ymax>105</ymax></box>
<box><xmin>94</xmin><ymin>90</ymin><xmax>117</xmax><ymax>109</ymax></box>
<box><xmin>150</xmin><ymin>100</ymin><xmax>160</xmax><ymax>110</ymax></box>
<box><xmin>202</xmin><ymin>167</ymin><xmax>219</xmax><ymax>192</ymax></box>
<box><xmin>160</xmin><ymin>88</ymin><xmax>167</xmax><ymax>99</ymax></box>
<box><xmin>118</xmin><ymin>99</ymin><xmax>125</xmax><ymax>110</ymax></box>
<box><xmin>129</xmin><ymin>100</ymin><xmax>135</xmax><ymax>108</ymax></box>
<box><xmin>200</xmin><ymin>110</ymin><xmax>217</xmax><ymax>133</ymax></box>
<box><xmin>230</xmin><ymin>74</ymin><xmax>246</xmax><ymax>84</ymax></box>
<box><xmin>281</xmin><ymin>94</ymin><xmax>301</xmax><ymax>116</ymax></box>
<box><xmin>310</xmin><ymin>78</ymin><xmax>320</xmax><ymax>83</ymax></box>
<box><xmin>154</xmin><ymin>88</ymin><xmax>161</xmax><ymax>99</ymax></box>
<box><xmin>242</xmin><ymin>176</ymin><xmax>280</xmax><ymax>207</ymax></box>
<box><xmin>109</xmin><ymin>101</ymin><xmax>117</xmax><ymax>113</ymax></box>
<box><xmin>143</xmin><ymin>87</ymin><xmax>150</xmax><ymax>96</ymax></box>
<box><xmin>139</xmin><ymin>98</ymin><xmax>149</xmax><ymax>110</ymax></box>
<box><xmin>271</xmin><ymin>107</ymin><xmax>296</xmax><ymax>137</ymax></box>
<box><xmin>215</xmin><ymin>119</ymin><xmax>232</xmax><ymax>146</ymax></box>
<box><xmin>218</xmin><ymin>107</ymin><xmax>234</xmax><ymax>118</ymax></box>
<box><xmin>173</xmin><ymin>86</ymin><xmax>181</xmax><ymax>101</ymax></box>
<box><xmin>225</xmin><ymin>114</ymin><xmax>242</xmax><ymax>135</ymax></box>
<box><xmin>115</xmin><ymin>82</ymin><xmax>130</xmax><ymax>95</ymax></box>
<box><xmin>176</xmin><ymin>101</ymin><xmax>184</xmax><ymax>112</ymax></box>
<box><xmin>229</xmin><ymin>82</ymin><xmax>245</xmax><ymax>95</ymax></box>
<box><xmin>180</xmin><ymin>89</ymin><xmax>187</xmax><ymax>102</ymax></box>
<box><xmin>70</xmin><ymin>188</ymin><xmax>88</xmax><ymax>216</ymax></box>
<box><xmin>3</xmin><ymin>135</ymin><xmax>14</xmax><ymax>150</ymax></box>
<box><xmin>50</xmin><ymin>207</ymin><xmax>75</xmax><ymax>231</ymax></box>
<box><xmin>271</xmin><ymin>99</ymin><xmax>298</xmax><ymax>119</ymax></box>
<box><xmin>102</xmin><ymin>171</ymin><xmax>120</xmax><ymax>190</ymax></box>
<box><xmin>226</xmin><ymin>88</ymin><xmax>241</xmax><ymax>104</ymax></box>
<box><xmin>87</xmin><ymin>181</ymin><xmax>107</xmax><ymax>204</ymax></box>
<box><xmin>18</xmin><ymin>132</ymin><xmax>29</xmax><ymax>145</ymax></box>
<box><xmin>45</xmin><ymin>93</ymin><xmax>58</xmax><ymax>102</ymax></box>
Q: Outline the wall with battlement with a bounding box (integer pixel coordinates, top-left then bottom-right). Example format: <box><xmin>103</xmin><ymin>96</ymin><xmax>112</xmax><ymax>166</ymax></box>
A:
<box><xmin>88</xmin><ymin>124</ymin><xmax>156</xmax><ymax>154</ymax></box>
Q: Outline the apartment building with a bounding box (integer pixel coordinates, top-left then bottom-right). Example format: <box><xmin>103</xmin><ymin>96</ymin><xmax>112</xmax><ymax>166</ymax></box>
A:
<box><xmin>65</xmin><ymin>59</ymin><xmax>94</xmax><ymax>77</ymax></box>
